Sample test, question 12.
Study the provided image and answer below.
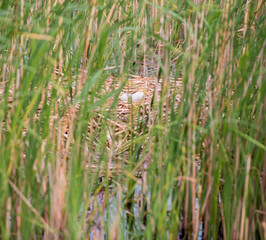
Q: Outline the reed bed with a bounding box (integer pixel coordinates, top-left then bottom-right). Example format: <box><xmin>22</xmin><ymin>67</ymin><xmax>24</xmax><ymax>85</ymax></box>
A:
<box><xmin>0</xmin><ymin>0</ymin><xmax>265</xmax><ymax>239</ymax></box>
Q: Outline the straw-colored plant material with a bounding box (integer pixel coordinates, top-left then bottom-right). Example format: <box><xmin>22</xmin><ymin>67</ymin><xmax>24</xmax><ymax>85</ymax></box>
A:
<box><xmin>103</xmin><ymin>75</ymin><xmax>182</xmax><ymax>122</ymax></box>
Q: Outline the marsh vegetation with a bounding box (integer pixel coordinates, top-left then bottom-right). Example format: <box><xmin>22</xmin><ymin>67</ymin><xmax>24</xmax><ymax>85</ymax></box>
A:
<box><xmin>0</xmin><ymin>0</ymin><xmax>265</xmax><ymax>239</ymax></box>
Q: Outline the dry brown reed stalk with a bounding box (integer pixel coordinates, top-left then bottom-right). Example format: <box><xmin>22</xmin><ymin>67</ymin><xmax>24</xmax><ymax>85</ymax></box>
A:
<box><xmin>46</xmin><ymin>0</ymin><xmax>51</xmax><ymax>32</ymax></box>
<box><xmin>20</xmin><ymin>0</ymin><xmax>24</xmax><ymax>81</ymax></box>
<box><xmin>81</xmin><ymin>1</ymin><xmax>97</xmax><ymax>89</ymax></box>
<box><xmin>46</xmin><ymin>3</ymin><xmax>67</xmax><ymax>238</ymax></box>
<box><xmin>5</xmin><ymin>197</ymin><xmax>11</xmax><ymax>239</ymax></box>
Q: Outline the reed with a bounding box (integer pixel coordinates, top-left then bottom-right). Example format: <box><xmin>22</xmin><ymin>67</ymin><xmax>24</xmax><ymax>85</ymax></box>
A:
<box><xmin>0</xmin><ymin>0</ymin><xmax>265</xmax><ymax>239</ymax></box>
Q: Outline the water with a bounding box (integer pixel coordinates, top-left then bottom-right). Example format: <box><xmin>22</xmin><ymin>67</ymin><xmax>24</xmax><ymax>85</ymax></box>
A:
<box><xmin>84</xmin><ymin>178</ymin><xmax>205</xmax><ymax>240</ymax></box>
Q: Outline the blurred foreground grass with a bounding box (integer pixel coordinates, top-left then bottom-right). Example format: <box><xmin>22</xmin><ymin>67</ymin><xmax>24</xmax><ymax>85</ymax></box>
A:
<box><xmin>0</xmin><ymin>0</ymin><xmax>265</xmax><ymax>239</ymax></box>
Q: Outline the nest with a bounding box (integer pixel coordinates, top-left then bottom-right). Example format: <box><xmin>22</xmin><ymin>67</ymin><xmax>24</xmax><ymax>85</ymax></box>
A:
<box><xmin>103</xmin><ymin>75</ymin><xmax>182</xmax><ymax>124</ymax></box>
<box><xmin>82</xmin><ymin>75</ymin><xmax>183</xmax><ymax>162</ymax></box>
